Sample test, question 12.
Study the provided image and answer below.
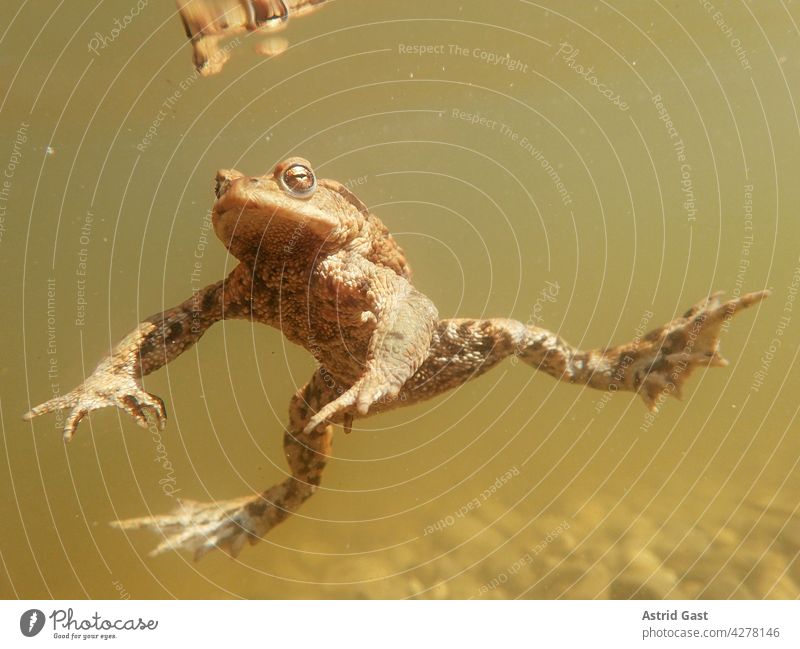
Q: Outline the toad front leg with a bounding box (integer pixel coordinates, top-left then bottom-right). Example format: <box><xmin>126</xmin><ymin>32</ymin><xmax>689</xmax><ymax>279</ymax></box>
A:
<box><xmin>304</xmin><ymin>261</ymin><xmax>439</xmax><ymax>433</ymax></box>
<box><xmin>24</xmin><ymin>267</ymin><xmax>251</xmax><ymax>439</ymax></box>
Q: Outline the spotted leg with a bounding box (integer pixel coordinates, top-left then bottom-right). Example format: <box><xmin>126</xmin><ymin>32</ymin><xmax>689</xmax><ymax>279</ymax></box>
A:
<box><xmin>24</xmin><ymin>265</ymin><xmax>253</xmax><ymax>440</ymax></box>
<box><xmin>368</xmin><ymin>290</ymin><xmax>770</xmax><ymax>414</ymax></box>
<box><xmin>113</xmin><ymin>370</ymin><xmax>335</xmax><ymax>559</ymax></box>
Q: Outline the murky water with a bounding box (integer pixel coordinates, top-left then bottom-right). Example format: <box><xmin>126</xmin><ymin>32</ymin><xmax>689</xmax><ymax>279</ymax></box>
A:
<box><xmin>2</xmin><ymin>1</ymin><xmax>799</xmax><ymax>599</ymax></box>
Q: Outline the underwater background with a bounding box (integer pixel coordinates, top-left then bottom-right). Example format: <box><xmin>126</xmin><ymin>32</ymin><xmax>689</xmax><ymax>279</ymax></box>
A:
<box><xmin>1</xmin><ymin>0</ymin><xmax>798</xmax><ymax>598</ymax></box>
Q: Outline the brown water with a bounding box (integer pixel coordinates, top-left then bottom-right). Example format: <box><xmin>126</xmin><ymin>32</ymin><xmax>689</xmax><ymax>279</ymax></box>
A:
<box><xmin>1</xmin><ymin>0</ymin><xmax>799</xmax><ymax>599</ymax></box>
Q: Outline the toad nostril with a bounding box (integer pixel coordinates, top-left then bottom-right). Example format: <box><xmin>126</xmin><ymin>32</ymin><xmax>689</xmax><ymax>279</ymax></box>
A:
<box><xmin>215</xmin><ymin>173</ymin><xmax>232</xmax><ymax>198</ymax></box>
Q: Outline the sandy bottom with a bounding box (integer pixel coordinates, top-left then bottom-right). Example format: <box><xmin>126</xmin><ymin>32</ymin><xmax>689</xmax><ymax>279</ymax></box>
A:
<box><xmin>295</xmin><ymin>494</ymin><xmax>799</xmax><ymax>599</ymax></box>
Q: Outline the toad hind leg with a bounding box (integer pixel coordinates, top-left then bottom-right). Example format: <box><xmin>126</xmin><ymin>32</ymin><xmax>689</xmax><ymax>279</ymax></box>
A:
<box><xmin>391</xmin><ymin>290</ymin><xmax>769</xmax><ymax>412</ymax></box>
<box><xmin>112</xmin><ymin>371</ymin><xmax>335</xmax><ymax>559</ymax></box>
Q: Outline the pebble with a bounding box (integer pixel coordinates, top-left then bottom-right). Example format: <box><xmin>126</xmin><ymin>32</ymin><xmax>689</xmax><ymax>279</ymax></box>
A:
<box><xmin>356</xmin><ymin>491</ymin><xmax>800</xmax><ymax>598</ymax></box>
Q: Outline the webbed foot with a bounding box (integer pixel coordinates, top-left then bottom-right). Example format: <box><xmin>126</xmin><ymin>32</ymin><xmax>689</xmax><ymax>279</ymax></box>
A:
<box><xmin>112</xmin><ymin>496</ymin><xmax>265</xmax><ymax>560</ymax></box>
<box><xmin>632</xmin><ymin>290</ymin><xmax>769</xmax><ymax>409</ymax></box>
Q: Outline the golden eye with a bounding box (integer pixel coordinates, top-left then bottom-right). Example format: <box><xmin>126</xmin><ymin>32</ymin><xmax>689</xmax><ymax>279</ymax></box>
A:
<box><xmin>279</xmin><ymin>163</ymin><xmax>316</xmax><ymax>198</ymax></box>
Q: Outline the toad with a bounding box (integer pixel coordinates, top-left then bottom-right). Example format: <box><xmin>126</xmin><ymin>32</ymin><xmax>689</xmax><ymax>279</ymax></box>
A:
<box><xmin>176</xmin><ymin>0</ymin><xmax>328</xmax><ymax>76</ymax></box>
<box><xmin>24</xmin><ymin>157</ymin><xmax>768</xmax><ymax>558</ymax></box>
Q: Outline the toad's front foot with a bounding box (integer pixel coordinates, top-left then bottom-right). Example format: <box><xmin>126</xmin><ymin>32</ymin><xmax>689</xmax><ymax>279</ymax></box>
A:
<box><xmin>113</xmin><ymin>496</ymin><xmax>264</xmax><ymax>560</ymax></box>
<box><xmin>303</xmin><ymin>371</ymin><xmax>399</xmax><ymax>433</ymax></box>
<box><xmin>625</xmin><ymin>290</ymin><xmax>769</xmax><ymax>409</ymax></box>
<box><xmin>23</xmin><ymin>370</ymin><xmax>166</xmax><ymax>441</ymax></box>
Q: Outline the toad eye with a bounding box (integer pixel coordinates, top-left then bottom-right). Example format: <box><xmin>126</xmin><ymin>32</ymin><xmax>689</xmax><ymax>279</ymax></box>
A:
<box><xmin>279</xmin><ymin>163</ymin><xmax>317</xmax><ymax>198</ymax></box>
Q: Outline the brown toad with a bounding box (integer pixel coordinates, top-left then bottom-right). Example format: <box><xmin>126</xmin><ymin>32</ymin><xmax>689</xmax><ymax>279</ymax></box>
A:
<box><xmin>25</xmin><ymin>157</ymin><xmax>768</xmax><ymax>558</ymax></box>
<box><xmin>176</xmin><ymin>0</ymin><xmax>328</xmax><ymax>76</ymax></box>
